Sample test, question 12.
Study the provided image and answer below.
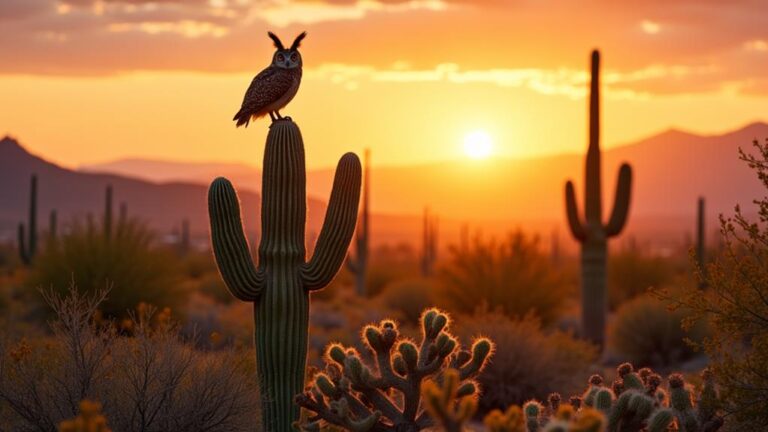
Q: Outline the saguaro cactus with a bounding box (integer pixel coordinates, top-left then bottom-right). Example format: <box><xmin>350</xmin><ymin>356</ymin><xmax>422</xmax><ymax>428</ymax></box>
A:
<box><xmin>103</xmin><ymin>185</ymin><xmax>113</xmax><ymax>240</ymax></box>
<box><xmin>421</xmin><ymin>207</ymin><xmax>439</xmax><ymax>277</ymax></box>
<box><xmin>347</xmin><ymin>148</ymin><xmax>370</xmax><ymax>296</ymax></box>
<box><xmin>696</xmin><ymin>197</ymin><xmax>707</xmax><ymax>288</ymax></box>
<box><xmin>18</xmin><ymin>174</ymin><xmax>38</xmax><ymax>265</ymax></box>
<box><xmin>208</xmin><ymin>120</ymin><xmax>361</xmax><ymax>431</ymax></box>
<box><xmin>564</xmin><ymin>50</ymin><xmax>633</xmax><ymax>347</ymax></box>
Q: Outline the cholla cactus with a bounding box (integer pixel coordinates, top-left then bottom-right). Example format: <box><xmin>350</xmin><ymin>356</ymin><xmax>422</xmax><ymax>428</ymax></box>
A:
<box><xmin>572</xmin><ymin>364</ymin><xmax>722</xmax><ymax>432</ymax></box>
<box><xmin>58</xmin><ymin>400</ymin><xmax>112</xmax><ymax>432</ymax></box>
<box><xmin>423</xmin><ymin>369</ymin><xmax>478</xmax><ymax>432</ymax></box>
<box><xmin>295</xmin><ymin>308</ymin><xmax>493</xmax><ymax>431</ymax></box>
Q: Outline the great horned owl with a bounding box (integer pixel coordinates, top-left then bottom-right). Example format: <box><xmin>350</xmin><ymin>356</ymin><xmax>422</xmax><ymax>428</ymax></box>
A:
<box><xmin>233</xmin><ymin>32</ymin><xmax>306</xmax><ymax>127</ymax></box>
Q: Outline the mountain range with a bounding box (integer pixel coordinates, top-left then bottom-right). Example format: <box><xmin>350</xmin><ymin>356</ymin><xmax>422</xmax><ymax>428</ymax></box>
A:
<box><xmin>80</xmin><ymin>122</ymin><xmax>768</xmax><ymax>250</ymax></box>
<box><xmin>1</xmin><ymin>122</ymin><xmax>765</xmax><ymax>251</ymax></box>
<box><xmin>0</xmin><ymin>137</ymin><xmax>328</xmax><ymax>247</ymax></box>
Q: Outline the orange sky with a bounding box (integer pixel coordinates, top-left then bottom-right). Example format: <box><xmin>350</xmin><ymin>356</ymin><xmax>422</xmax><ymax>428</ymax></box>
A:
<box><xmin>1</xmin><ymin>0</ymin><xmax>767</xmax><ymax>169</ymax></box>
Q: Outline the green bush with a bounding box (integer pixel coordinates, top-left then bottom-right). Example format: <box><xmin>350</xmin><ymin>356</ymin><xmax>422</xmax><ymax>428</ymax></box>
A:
<box><xmin>457</xmin><ymin>311</ymin><xmax>596</xmax><ymax>414</ymax></box>
<box><xmin>437</xmin><ymin>231</ymin><xmax>567</xmax><ymax>325</ymax></box>
<box><xmin>608</xmin><ymin>250</ymin><xmax>674</xmax><ymax>309</ymax></box>
<box><xmin>28</xmin><ymin>219</ymin><xmax>184</xmax><ymax>318</ymax></box>
<box><xmin>375</xmin><ymin>277</ymin><xmax>434</xmax><ymax>325</ymax></box>
<box><xmin>608</xmin><ymin>294</ymin><xmax>706</xmax><ymax>368</ymax></box>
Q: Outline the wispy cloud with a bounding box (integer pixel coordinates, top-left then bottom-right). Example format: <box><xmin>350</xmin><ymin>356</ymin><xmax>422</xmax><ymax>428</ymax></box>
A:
<box><xmin>306</xmin><ymin>62</ymin><xmax>719</xmax><ymax>99</ymax></box>
<box><xmin>252</xmin><ymin>0</ymin><xmax>447</xmax><ymax>27</ymax></box>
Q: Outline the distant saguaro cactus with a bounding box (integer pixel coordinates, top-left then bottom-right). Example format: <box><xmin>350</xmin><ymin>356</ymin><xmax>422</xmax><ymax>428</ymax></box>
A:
<box><xmin>696</xmin><ymin>197</ymin><xmax>707</xmax><ymax>288</ymax></box>
<box><xmin>421</xmin><ymin>207</ymin><xmax>439</xmax><ymax>277</ymax></box>
<box><xmin>564</xmin><ymin>50</ymin><xmax>633</xmax><ymax>347</ymax></box>
<box><xmin>18</xmin><ymin>174</ymin><xmax>38</xmax><ymax>265</ymax></box>
<box><xmin>48</xmin><ymin>210</ymin><xmax>57</xmax><ymax>243</ymax></box>
<box><xmin>103</xmin><ymin>185</ymin><xmax>113</xmax><ymax>240</ymax></box>
<box><xmin>208</xmin><ymin>120</ymin><xmax>361</xmax><ymax>431</ymax></box>
<box><xmin>347</xmin><ymin>148</ymin><xmax>370</xmax><ymax>296</ymax></box>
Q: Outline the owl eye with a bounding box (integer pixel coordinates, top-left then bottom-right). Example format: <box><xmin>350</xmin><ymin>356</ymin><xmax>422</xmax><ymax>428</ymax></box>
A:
<box><xmin>277</xmin><ymin>54</ymin><xmax>285</xmax><ymax>62</ymax></box>
<box><xmin>290</xmin><ymin>53</ymin><xmax>298</xmax><ymax>62</ymax></box>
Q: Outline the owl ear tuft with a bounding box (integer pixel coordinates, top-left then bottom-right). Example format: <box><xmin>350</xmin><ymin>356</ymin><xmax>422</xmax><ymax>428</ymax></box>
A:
<box><xmin>268</xmin><ymin>32</ymin><xmax>285</xmax><ymax>50</ymax></box>
<box><xmin>290</xmin><ymin>32</ymin><xmax>307</xmax><ymax>50</ymax></box>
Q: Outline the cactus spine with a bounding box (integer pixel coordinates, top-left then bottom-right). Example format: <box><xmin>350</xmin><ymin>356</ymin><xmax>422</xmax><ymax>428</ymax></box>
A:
<box><xmin>421</xmin><ymin>207</ymin><xmax>438</xmax><ymax>277</ymax></box>
<box><xmin>347</xmin><ymin>148</ymin><xmax>370</xmax><ymax>296</ymax></box>
<box><xmin>208</xmin><ymin>120</ymin><xmax>361</xmax><ymax>431</ymax></box>
<box><xmin>18</xmin><ymin>174</ymin><xmax>38</xmax><ymax>265</ymax></box>
<box><xmin>564</xmin><ymin>50</ymin><xmax>633</xmax><ymax>347</ymax></box>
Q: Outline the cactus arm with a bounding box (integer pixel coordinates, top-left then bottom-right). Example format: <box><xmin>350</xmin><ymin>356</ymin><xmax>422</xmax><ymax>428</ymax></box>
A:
<box><xmin>605</xmin><ymin>163</ymin><xmax>632</xmax><ymax>237</ymax></box>
<box><xmin>565</xmin><ymin>181</ymin><xmax>587</xmax><ymax>241</ymax></box>
<box><xmin>208</xmin><ymin>177</ymin><xmax>264</xmax><ymax>301</ymax></box>
<box><xmin>302</xmin><ymin>152</ymin><xmax>362</xmax><ymax>291</ymax></box>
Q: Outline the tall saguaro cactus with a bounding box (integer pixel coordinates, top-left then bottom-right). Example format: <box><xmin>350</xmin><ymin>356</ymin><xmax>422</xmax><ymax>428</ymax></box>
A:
<box><xmin>421</xmin><ymin>207</ymin><xmax>439</xmax><ymax>277</ymax></box>
<box><xmin>18</xmin><ymin>174</ymin><xmax>38</xmax><ymax>265</ymax></box>
<box><xmin>564</xmin><ymin>50</ymin><xmax>633</xmax><ymax>347</ymax></box>
<box><xmin>208</xmin><ymin>120</ymin><xmax>361</xmax><ymax>432</ymax></box>
<box><xmin>347</xmin><ymin>148</ymin><xmax>370</xmax><ymax>296</ymax></box>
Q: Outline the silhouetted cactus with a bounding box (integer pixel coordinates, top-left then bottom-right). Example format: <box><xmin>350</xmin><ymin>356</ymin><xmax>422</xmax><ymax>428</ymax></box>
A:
<box><xmin>18</xmin><ymin>174</ymin><xmax>38</xmax><ymax>265</ymax></box>
<box><xmin>564</xmin><ymin>50</ymin><xmax>633</xmax><ymax>347</ymax></box>
<box><xmin>295</xmin><ymin>308</ymin><xmax>493</xmax><ymax>431</ymax></box>
<box><xmin>347</xmin><ymin>148</ymin><xmax>370</xmax><ymax>296</ymax></box>
<box><xmin>103</xmin><ymin>185</ymin><xmax>113</xmax><ymax>240</ymax></box>
<box><xmin>48</xmin><ymin>210</ymin><xmax>57</xmax><ymax>243</ymax></box>
<box><xmin>208</xmin><ymin>120</ymin><xmax>361</xmax><ymax>431</ymax></box>
<box><xmin>421</xmin><ymin>207</ymin><xmax>438</xmax><ymax>277</ymax></box>
<box><xmin>696</xmin><ymin>197</ymin><xmax>707</xmax><ymax>288</ymax></box>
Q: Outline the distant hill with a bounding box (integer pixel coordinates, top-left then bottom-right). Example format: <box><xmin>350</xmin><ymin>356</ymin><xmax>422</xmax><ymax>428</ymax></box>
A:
<box><xmin>0</xmin><ymin>137</ymin><xmax>328</xmax><ymax>246</ymax></box>
<box><xmin>80</xmin><ymin>122</ymin><xmax>768</xmax><ymax>249</ymax></box>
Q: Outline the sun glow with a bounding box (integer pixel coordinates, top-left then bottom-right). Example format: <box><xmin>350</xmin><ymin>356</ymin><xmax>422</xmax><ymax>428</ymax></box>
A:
<box><xmin>463</xmin><ymin>130</ymin><xmax>493</xmax><ymax>159</ymax></box>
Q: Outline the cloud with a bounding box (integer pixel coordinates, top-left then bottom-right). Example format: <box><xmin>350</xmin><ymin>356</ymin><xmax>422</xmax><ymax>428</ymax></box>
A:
<box><xmin>305</xmin><ymin>62</ymin><xmax>722</xmax><ymax>99</ymax></box>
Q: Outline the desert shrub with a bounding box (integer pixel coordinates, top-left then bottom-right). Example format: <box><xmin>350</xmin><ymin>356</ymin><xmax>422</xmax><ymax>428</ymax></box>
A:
<box><xmin>28</xmin><ymin>219</ymin><xmax>184</xmax><ymax>318</ymax></box>
<box><xmin>375</xmin><ymin>277</ymin><xmax>434</xmax><ymax>325</ymax></box>
<box><xmin>654</xmin><ymin>138</ymin><xmax>768</xmax><ymax>431</ymax></box>
<box><xmin>608</xmin><ymin>250</ymin><xmax>674</xmax><ymax>309</ymax></box>
<box><xmin>0</xmin><ymin>285</ymin><xmax>259</xmax><ymax>432</ymax></box>
<box><xmin>457</xmin><ymin>311</ymin><xmax>596</xmax><ymax>414</ymax></box>
<box><xmin>608</xmin><ymin>294</ymin><xmax>707</xmax><ymax>368</ymax></box>
<box><xmin>437</xmin><ymin>231</ymin><xmax>567</xmax><ymax>325</ymax></box>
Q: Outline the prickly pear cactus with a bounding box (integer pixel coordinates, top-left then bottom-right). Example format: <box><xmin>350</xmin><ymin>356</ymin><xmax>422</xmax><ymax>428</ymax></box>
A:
<box><xmin>208</xmin><ymin>120</ymin><xmax>362</xmax><ymax>431</ymax></box>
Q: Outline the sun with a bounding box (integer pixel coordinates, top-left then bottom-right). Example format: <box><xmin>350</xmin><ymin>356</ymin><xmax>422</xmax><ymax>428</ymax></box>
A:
<box><xmin>463</xmin><ymin>130</ymin><xmax>493</xmax><ymax>160</ymax></box>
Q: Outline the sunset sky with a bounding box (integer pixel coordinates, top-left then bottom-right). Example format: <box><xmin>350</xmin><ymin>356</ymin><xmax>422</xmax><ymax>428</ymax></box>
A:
<box><xmin>1</xmin><ymin>0</ymin><xmax>767</xmax><ymax>169</ymax></box>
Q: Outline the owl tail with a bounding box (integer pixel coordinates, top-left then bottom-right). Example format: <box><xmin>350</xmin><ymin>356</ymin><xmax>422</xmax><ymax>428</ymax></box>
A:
<box><xmin>233</xmin><ymin>109</ymin><xmax>250</xmax><ymax>128</ymax></box>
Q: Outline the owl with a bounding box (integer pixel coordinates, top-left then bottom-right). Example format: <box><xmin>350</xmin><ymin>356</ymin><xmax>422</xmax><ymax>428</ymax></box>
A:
<box><xmin>233</xmin><ymin>32</ymin><xmax>306</xmax><ymax>127</ymax></box>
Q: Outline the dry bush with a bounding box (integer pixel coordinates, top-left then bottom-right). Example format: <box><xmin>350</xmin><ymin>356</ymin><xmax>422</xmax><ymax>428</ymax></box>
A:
<box><xmin>0</xmin><ymin>285</ymin><xmax>259</xmax><ymax>432</ymax></box>
<box><xmin>653</xmin><ymin>138</ymin><xmax>768</xmax><ymax>431</ymax></box>
<box><xmin>28</xmin><ymin>219</ymin><xmax>184</xmax><ymax>319</ymax></box>
<box><xmin>375</xmin><ymin>277</ymin><xmax>434</xmax><ymax>325</ymax></box>
<box><xmin>608</xmin><ymin>294</ymin><xmax>707</xmax><ymax>368</ymax></box>
<box><xmin>607</xmin><ymin>250</ymin><xmax>674</xmax><ymax>309</ymax></box>
<box><xmin>437</xmin><ymin>231</ymin><xmax>568</xmax><ymax>325</ymax></box>
<box><xmin>456</xmin><ymin>311</ymin><xmax>596</xmax><ymax>414</ymax></box>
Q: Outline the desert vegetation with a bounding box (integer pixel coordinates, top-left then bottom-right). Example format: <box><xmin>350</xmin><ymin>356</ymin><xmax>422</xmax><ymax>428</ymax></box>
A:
<box><xmin>0</xmin><ymin>47</ymin><xmax>764</xmax><ymax>432</ymax></box>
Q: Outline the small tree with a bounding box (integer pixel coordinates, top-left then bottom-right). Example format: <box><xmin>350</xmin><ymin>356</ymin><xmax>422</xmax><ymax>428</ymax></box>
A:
<box><xmin>655</xmin><ymin>138</ymin><xmax>768</xmax><ymax>430</ymax></box>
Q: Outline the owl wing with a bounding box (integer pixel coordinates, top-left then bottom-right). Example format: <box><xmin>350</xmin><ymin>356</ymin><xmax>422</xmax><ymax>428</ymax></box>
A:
<box><xmin>233</xmin><ymin>67</ymin><xmax>295</xmax><ymax>127</ymax></box>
